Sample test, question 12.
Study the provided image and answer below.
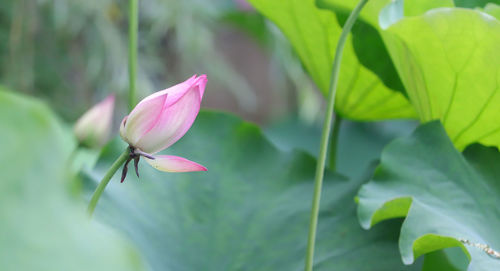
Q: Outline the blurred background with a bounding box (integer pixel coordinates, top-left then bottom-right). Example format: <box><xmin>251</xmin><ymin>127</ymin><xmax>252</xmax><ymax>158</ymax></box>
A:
<box><xmin>0</xmin><ymin>0</ymin><xmax>420</xmax><ymax>181</ymax></box>
<box><xmin>0</xmin><ymin>0</ymin><xmax>324</xmax><ymax>125</ymax></box>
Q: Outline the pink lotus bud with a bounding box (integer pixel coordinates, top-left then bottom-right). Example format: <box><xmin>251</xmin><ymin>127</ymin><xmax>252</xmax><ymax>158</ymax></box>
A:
<box><xmin>74</xmin><ymin>94</ymin><xmax>115</xmax><ymax>148</ymax></box>
<box><xmin>119</xmin><ymin>75</ymin><xmax>207</xmax><ymax>180</ymax></box>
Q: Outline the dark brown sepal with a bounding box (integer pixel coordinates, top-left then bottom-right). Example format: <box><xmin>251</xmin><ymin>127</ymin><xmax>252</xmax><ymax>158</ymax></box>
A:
<box><xmin>121</xmin><ymin>157</ymin><xmax>132</xmax><ymax>183</ymax></box>
<box><xmin>134</xmin><ymin>156</ymin><xmax>140</xmax><ymax>178</ymax></box>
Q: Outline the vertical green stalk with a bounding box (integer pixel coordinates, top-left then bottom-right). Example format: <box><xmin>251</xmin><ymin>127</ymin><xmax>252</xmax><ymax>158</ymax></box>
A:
<box><xmin>128</xmin><ymin>0</ymin><xmax>139</xmax><ymax>110</ymax></box>
<box><xmin>87</xmin><ymin>148</ymin><xmax>130</xmax><ymax>217</ymax></box>
<box><xmin>327</xmin><ymin>115</ymin><xmax>342</xmax><ymax>170</ymax></box>
<box><xmin>304</xmin><ymin>0</ymin><xmax>368</xmax><ymax>270</ymax></box>
<box><xmin>87</xmin><ymin>0</ymin><xmax>139</xmax><ymax>218</ymax></box>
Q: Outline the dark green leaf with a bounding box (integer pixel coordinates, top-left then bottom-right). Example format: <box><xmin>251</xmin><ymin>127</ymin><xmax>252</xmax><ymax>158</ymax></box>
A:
<box><xmin>422</xmin><ymin>248</ymin><xmax>469</xmax><ymax>271</ymax></box>
<box><xmin>454</xmin><ymin>0</ymin><xmax>498</xmax><ymax>9</ymax></box>
<box><xmin>84</xmin><ymin>111</ymin><xmax>419</xmax><ymax>270</ymax></box>
<box><xmin>264</xmin><ymin>116</ymin><xmax>417</xmax><ymax>180</ymax></box>
<box><xmin>357</xmin><ymin>121</ymin><xmax>500</xmax><ymax>270</ymax></box>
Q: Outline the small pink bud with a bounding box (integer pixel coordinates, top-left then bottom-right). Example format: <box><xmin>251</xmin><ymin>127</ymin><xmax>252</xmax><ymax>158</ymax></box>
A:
<box><xmin>74</xmin><ymin>94</ymin><xmax>115</xmax><ymax>148</ymax></box>
<box><xmin>119</xmin><ymin>75</ymin><xmax>207</xmax><ymax>178</ymax></box>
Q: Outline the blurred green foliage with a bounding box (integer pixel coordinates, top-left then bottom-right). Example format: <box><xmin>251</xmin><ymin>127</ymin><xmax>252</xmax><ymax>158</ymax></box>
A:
<box><xmin>0</xmin><ymin>89</ymin><xmax>145</xmax><ymax>271</ymax></box>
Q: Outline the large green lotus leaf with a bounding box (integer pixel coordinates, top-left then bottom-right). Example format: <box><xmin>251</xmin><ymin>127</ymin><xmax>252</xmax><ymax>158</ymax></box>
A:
<box><xmin>381</xmin><ymin>8</ymin><xmax>500</xmax><ymax>150</ymax></box>
<box><xmin>84</xmin><ymin>111</ymin><xmax>420</xmax><ymax>270</ymax></box>
<box><xmin>263</xmin><ymin>116</ymin><xmax>417</xmax><ymax>180</ymax></box>
<box><xmin>315</xmin><ymin>0</ymin><xmax>453</xmax><ymax>95</ymax></box>
<box><xmin>357</xmin><ymin>121</ymin><xmax>500</xmax><ymax>270</ymax></box>
<box><xmin>0</xmin><ymin>89</ymin><xmax>144</xmax><ymax>271</ymax></box>
<box><xmin>247</xmin><ymin>0</ymin><xmax>416</xmax><ymax>120</ymax></box>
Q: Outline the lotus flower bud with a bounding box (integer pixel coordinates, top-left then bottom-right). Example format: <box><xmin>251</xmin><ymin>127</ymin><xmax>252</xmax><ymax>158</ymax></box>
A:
<box><xmin>74</xmin><ymin>95</ymin><xmax>115</xmax><ymax>148</ymax></box>
<box><xmin>119</xmin><ymin>75</ymin><xmax>207</xmax><ymax>180</ymax></box>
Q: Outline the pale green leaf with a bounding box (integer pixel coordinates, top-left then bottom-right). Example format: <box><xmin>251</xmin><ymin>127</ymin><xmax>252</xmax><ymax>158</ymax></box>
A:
<box><xmin>382</xmin><ymin>8</ymin><xmax>500</xmax><ymax>150</ymax></box>
<box><xmin>404</xmin><ymin>0</ymin><xmax>454</xmax><ymax>17</ymax></box>
<box><xmin>248</xmin><ymin>0</ymin><xmax>416</xmax><ymax>120</ymax></box>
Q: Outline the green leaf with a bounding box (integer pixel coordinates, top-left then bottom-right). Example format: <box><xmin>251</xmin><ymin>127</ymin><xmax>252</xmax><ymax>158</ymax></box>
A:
<box><xmin>422</xmin><ymin>248</ymin><xmax>469</xmax><ymax>271</ymax></box>
<box><xmin>482</xmin><ymin>3</ymin><xmax>500</xmax><ymax>20</ymax></box>
<box><xmin>0</xmin><ymin>89</ymin><xmax>144</xmax><ymax>271</ymax></box>
<box><xmin>315</xmin><ymin>0</ymin><xmax>452</xmax><ymax>96</ymax></box>
<box><xmin>404</xmin><ymin>0</ymin><xmax>454</xmax><ymax>16</ymax></box>
<box><xmin>316</xmin><ymin>0</ymin><xmax>391</xmax><ymax>30</ymax></box>
<box><xmin>381</xmin><ymin>8</ymin><xmax>500</xmax><ymax>150</ymax></box>
<box><xmin>357</xmin><ymin>121</ymin><xmax>500</xmax><ymax>270</ymax></box>
<box><xmin>263</xmin><ymin>116</ymin><xmax>417</xmax><ymax>180</ymax></box>
<box><xmin>454</xmin><ymin>0</ymin><xmax>497</xmax><ymax>9</ymax></box>
<box><xmin>378</xmin><ymin>0</ymin><xmax>405</xmax><ymax>30</ymax></box>
<box><xmin>377</xmin><ymin>0</ymin><xmax>454</xmax><ymax>29</ymax></box>
<box><xmin>248</xmin><ymin>0</ymin><xmax>416</xmax><ymax>120</ymax></box>
<box><xmin>84</xmin><ymin>111</ymin><xmax>420</xmax><ymax>270</ymax></box>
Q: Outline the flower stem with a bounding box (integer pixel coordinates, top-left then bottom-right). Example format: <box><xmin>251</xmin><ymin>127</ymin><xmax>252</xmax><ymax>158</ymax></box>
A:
<box><xmin>327</xmin><ymin>115</ymin><xmax>342</xmax><ymax>170</ymax></box>
<box><xmin>87</xmin><ymin>148</ymin><xmax>130</xmax><ymax>217</ymax></box>
<box><xmin>304</xmin><ymin>1</ymin><xmax>368</xmax><ymax>270</ymax></box>
<box><xmin>128</xmin><ymin>0</ymin><xmax>139</xmax><ymax>110</ymax></box>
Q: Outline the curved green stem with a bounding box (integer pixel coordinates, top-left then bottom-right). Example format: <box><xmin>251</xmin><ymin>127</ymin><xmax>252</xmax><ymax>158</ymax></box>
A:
<box><xmin>128</xmin><ymin>0</ymin><xmax>139</xmax><ymax>110</ymax></box>
<box><xmin>304</xmin><ymin>1</ymin><xmax>368</xmax><ymax>270</ymax></box>
<box><xmin>87</xmin><ymin>148</ymin><xmax>129</xmax><ymax>217</ymax></box>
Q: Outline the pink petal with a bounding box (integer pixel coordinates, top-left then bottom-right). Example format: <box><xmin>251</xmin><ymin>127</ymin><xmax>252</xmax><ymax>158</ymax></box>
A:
<box><xmin>145</xmin><ymin>155</ymin><xmax>207</xmax><ymax>172</ymax></box>
<box><xmin>134</xmin><ymin>86</ymin><xmax>201</xmax><ymax>153</ymax></box>
<box><xmin>121</xmin><ymin>75</ymin><xmax>207</xmax><ymax>150</ymax></box>
<box><xmin>119</xmin><ymin>115</ymin><xmax>128</xmax><ymax>140</ymax></box>
<box><xmin>193</xmin><ymin>74</ymin><xmax>207</xmax><ymax>99</ymax></box>
<box><xmin>74</xmin><ymin>94</ymin><xmax>115</xmax><ymax>147</ymax></box>
<box><xmin>121</xmin><ymin>92</ymin><xmax>168</xmax><ymax>146</ymax></box>
<box><xmin>142</xmin><ymin>74</ymin><xmax>206</xmax><ymax>108</ymax></box>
